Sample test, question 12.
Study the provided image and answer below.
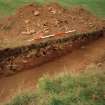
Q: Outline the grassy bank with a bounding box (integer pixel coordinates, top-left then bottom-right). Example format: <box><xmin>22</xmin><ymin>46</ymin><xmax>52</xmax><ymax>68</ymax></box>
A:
<box><xmin>0</xmin><ymin>0</ymin><xmax>105</xmax><ymax>17</ymax></box>
<box><xmin>5</xmin><ymin>69</ymin><xmax>105</xmax><ymax>105</ymax></box>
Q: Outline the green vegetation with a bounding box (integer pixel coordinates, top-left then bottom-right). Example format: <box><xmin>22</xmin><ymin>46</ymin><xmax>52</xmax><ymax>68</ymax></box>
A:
<box><xmin>58</xmin><ymin>0</ymin><xmax>105</xmax><ymax>17</ymax></box>
<box><xmin>6</xmin><ymin>69</ymin><xmax>105</xmax><ymax>105</ymax></box>
<box><xmin>0</xmin><ymin>0</ymin><xmax>105</xmax><ymax>17</ymax></box>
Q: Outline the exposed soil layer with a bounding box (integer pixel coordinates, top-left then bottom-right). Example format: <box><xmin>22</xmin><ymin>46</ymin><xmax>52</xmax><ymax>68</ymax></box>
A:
<box><xmin>0</xmin><ymin>30</ymin><xmax>104</xmax><ymax>77</ymax></box>
<box><xmin>0</xmin><ymin>3</ymin><xmax>105</xmax><ymax>76</ymax></box>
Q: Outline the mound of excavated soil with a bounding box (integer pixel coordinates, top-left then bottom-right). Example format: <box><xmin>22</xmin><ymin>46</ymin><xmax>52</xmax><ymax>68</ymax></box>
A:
<box><xmin>0</xmin><ymin>3</ymin><xmax>104</xmax><ymax>49</ymax></box>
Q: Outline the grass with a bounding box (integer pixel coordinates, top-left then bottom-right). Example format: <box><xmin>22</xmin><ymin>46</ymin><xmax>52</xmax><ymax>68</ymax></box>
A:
<box><xmin>0</xmin><ymin>0</ymin><xmax>105</xmax><ymax>17</ymax></box>
<box><xmin>5</xmin><ymin>68</ymin><xmax>105</xmax><ymax>105</ymax></box>
<box><xmin>58</xmin><ymin>0</ymin><xmax>105</xmax><ymax>17</ymax></box>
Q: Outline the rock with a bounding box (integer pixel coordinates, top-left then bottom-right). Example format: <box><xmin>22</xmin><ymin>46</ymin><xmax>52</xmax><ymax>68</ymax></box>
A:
<box><xmin>49</xmin><ymin>7</ymin><xmax>56</xmax><ymax>14</ymax></box>
<box><xmin>50</xmin><ymin>10</ymin><xmax>56</xmax><ymax>14</ymax></box>
<box><xmin>55</xmin><ymin>19</ymin><xmax>62</xmax><ymax>26</ymax></box>
<box><xmin>21</xmin><ymin>29</ymin><xmax>35</xmax><ymax>35</ymax></box>
<box><xmin>88</xmin><ymin>22</ymin><xmax>94</xmax><ymax>28</ymax></box>
<box><xmin>34</xmin><ymin>10</ymin><xmax>40</xmax><ymax>16</ymax></box>
<box><xmin>44</xmin><ymin>28</ymin><xmax>49</xmax><ymax>34</ymax></box>
<box><xmin>22</xmin><ymin>59</ymin><xmax>28</xmax><ymax>63</ymax></box>
<box><xmin>24</xmin><ymin>20</ymin><xmax>30</xmax><ymax>24</ymax></box>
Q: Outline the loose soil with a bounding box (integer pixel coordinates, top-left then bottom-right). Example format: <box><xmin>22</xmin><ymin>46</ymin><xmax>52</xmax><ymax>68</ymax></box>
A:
<box><xmin>0</xmin><ymin>3</ymin><xmax>104</xmax><ymax>49</ymax></box>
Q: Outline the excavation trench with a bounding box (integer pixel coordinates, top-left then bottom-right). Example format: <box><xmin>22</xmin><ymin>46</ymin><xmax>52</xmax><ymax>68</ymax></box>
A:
<box><xmin>0</xmin><ymin>29</ymin><xmax>104</xmax><ymax>77</ymax></box>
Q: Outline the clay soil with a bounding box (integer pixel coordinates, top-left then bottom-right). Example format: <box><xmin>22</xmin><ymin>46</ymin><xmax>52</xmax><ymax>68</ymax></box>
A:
<box><xmin>0</xmin><ymin>3</ymin><xmax>104</xmax><ymax>49</ymax></box>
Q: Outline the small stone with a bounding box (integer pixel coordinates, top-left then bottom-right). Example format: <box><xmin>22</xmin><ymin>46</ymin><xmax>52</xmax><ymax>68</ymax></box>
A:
<box><xmin>24</xmin><ymin>20</ymin><xmax>30</xmax><ymax>24</ymax></box>
<box><xmin>55</xmin><ymin>19</ymin><xmax>62</xmax><ymax>26</ymax></box>
<box><xmin>21</xmin><ymin>29</ymin><xmax>35</xmax><ymax>35</ymax></box>
<box><xmin>49</xmin><ymin>7</ymin><xmax>56</xmax><ymax>14</ymax></box>
<box><xmin>88</xmin><ymin>23</ymin><xmax>94</xmax><ymax>28</ymax></box>
<box><xmin>22</xmin><ymin>60</ymin><xmax>28</xmax><ymax>63</ymax></box>
<box><xmin>50</xmin><ymin>10</ymin><xmax>56</xmax><ymax>14</ymax></box>
<box><xmin>44</xmin><ymin>30</ymin><xmax>49</xmax><ymax>34</ymax></box>
<box><xmin>48</xmin><ymin>7</ymin><xmax>54</xmax><ymax>12</ymax></box>
<box><xmin>89</xmin><ymin>22</ymin><xmax>93</xmax><ymax>25</ymax></box>
<box><xmin>34</xmin><ymin>10</ymin><xmax>40</xmax><ymax>16</ymax></box>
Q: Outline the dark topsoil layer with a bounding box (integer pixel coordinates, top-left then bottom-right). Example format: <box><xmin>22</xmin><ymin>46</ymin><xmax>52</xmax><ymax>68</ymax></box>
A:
<box><xmin>0</xmin><ymin>3</ymin><xmax>104</xmax><ymax>49</ymax></box>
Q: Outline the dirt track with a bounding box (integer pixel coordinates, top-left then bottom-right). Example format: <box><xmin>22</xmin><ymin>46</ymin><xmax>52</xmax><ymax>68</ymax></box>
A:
<box><xmin>0</xmin><ymin>36</ymin><xmax>105</xmax><ymax>104</ymax></box>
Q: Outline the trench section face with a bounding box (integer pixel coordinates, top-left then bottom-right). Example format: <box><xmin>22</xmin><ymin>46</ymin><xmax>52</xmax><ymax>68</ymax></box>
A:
<box><xmin>0</xmin><ymin>29</ymin><xmax>104</xmax><ymax>76</ymax></box>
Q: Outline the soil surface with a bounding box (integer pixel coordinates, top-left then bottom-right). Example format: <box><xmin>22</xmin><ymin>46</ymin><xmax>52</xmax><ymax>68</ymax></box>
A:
<box><xmin>0</xmin><ymin>3</ymin><xmax>104</xmax><ymax>49</ymax></box>
<box><xmin>0</xmin><ymin>36</ymin><xmax>105</xmax><ymax>104</ymax></box>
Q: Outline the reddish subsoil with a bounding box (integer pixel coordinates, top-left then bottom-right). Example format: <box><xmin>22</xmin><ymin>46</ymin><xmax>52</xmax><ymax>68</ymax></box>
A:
<box><xmin>1</xmin><ymin>36</ymin><xmax>105</xmax><ymax>104</ymax></box>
